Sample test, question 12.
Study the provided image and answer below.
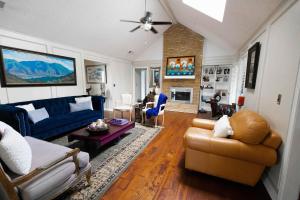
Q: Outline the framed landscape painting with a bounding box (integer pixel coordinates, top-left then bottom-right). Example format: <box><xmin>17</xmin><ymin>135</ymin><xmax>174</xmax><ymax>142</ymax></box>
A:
<box><xmin>0</xmin><ymin>46</ymin><xmax>77</xmax><ymax>87</ymax></box>
<box><xmin>86</xmin><ymin>65</ymin><xmax>107</xmax><ymax>84</ymax></box>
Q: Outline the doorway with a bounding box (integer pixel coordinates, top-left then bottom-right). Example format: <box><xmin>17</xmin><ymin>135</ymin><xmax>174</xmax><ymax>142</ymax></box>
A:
<box><xmin>135</xmin><ymin>68</ymin><xmax>147</xmax><ymax>103</ymax></box>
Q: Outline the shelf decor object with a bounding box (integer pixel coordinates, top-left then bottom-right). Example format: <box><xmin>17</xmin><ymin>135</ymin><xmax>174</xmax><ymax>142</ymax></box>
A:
<box><xmin>245</xmin><ymin>42</ymin><xmax>261</xmax><ymax>89</ymax></box>
<box><xmin>165</xmin><ymin>56</ymin><xmax>195</xmax><ymax>79</ymax></box>
<box><xmin>0</xmin><ymin>46</ymin><xmax>77</xmax><ymax>87</ymax></box>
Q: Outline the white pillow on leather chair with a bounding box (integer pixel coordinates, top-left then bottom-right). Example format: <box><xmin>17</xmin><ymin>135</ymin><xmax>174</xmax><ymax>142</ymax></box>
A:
<box><xmin>213</xmin><ymin>115</ymin><xmax>234</xmax><ymax>138</ymax></box>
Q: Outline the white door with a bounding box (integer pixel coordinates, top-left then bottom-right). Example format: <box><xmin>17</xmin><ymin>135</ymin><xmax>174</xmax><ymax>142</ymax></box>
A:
<box><xmin>134</xmin><ymin>68</ymin><xmax>147</xmax><ymax>102</ymax></box>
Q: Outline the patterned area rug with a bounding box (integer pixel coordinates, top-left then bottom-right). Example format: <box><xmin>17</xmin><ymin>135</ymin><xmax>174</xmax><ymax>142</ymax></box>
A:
<box><xmin>52</xmin><ymin>124</ymin><xmax>161</xmax><ymax>200</ymax></box>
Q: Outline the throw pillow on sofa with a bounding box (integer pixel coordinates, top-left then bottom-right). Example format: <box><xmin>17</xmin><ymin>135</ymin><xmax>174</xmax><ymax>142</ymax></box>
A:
<box><xmin>213</xmin><ymin>115</ymin><xmax>234</xmax><ymax>138</ymax></box>
<box><xmin>70</xmin><ymin>102</ymin><xmax>93</xmax><ymax>112</ymax></box>
<box><xmin>0</xmin><ymin>122</ymin><xmax>32</xmax><ymax>175</ymax></box>
<box><xmin>75</xmin><ymin>96</ymin><xmax>93</xmax><ymax>110</ymax></box>
<box><xmin>28</xmin><ymin>108</ymin><xmax>49</xmax><ymax>124</ymax></box>
<box><xmin>16</xmin><ymin>103</ymin><xmax>35</xmax><ymax>112</ymax></box>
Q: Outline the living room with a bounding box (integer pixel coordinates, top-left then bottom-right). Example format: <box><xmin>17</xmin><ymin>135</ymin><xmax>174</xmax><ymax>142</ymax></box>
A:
<box><xmin>0</xmin><ymin>0</ymin><xmax>299</xmax><ymax>200</ymax></box>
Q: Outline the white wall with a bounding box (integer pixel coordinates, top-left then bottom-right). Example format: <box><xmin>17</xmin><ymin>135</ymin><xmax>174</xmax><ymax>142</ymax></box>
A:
<box><xmin>0</xmin><ymin>29</ymin><xmax>133</xmax><ymax>110</ymax></box>
<box><xmin>237</xmin><ymin>1</ymin><xmax>300</xmax><ymax>199</ymax></box>
<box><xmin>202</xmin><ymin>39</ymin><xmax>236</xmax><ymax>65</ymax></box>
<box><xmin>135</xmin><ymin>36</ymin><xmax>163</xmax><ymax>61</ymax></box>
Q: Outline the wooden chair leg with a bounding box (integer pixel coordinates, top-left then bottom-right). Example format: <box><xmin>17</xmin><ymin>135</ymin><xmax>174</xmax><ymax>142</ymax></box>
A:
<box><xmin>162</xmin><ymin>114</ymin><xmax>165</xmax><ymax>126</ymax></box>
<box><xmin>113</xmin><ymin>109</ymin><xmax>115</xmax><ymax>118</ymax></box>
<box><xmin>155</xmin><ymin>116</ymin><xmax>158</xmax><ymax>127</ymax></box>
<box><xmin>141</xmin><ymin>111</ymin><xmax>144</xmax><ymax>124</ymax></box>
<box><xmin>86</xmin><ymin>168</ymin><xmax>92</xmax><ymax>186</ymax></box>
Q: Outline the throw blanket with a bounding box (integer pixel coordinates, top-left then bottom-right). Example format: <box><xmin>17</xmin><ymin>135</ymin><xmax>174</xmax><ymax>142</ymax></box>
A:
<box><xmin>146</xmin><ymin>93</ymin><xmax>168</xmax><ymax>119</ymax></box>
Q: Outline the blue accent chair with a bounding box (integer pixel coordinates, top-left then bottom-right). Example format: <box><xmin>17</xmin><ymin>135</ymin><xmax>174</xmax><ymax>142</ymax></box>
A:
<box><xmin>0</xmin><ymin>95</ymin><xmax>105</xmax><ymax>140</ymax></box>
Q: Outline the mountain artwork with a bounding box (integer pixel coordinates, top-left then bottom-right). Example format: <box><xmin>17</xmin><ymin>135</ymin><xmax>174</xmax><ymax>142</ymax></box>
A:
<box><xmin>0</xmin><ymin>47</ymin><xmax>76</xmax><ymax>87</ymax></box>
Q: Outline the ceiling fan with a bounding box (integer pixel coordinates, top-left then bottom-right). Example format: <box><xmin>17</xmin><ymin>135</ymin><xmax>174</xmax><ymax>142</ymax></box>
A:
<box><xmin>120</xmin><ymin>0</ymin><xmax>172</xmax><ymax>34</ymax></box>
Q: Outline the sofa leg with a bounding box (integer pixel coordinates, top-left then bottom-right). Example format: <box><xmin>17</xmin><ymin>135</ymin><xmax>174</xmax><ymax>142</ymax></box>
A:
<box><xmin>86</xmin><ymin>168</ymin><xmax>92</xmax><ymax>186</ymax></box>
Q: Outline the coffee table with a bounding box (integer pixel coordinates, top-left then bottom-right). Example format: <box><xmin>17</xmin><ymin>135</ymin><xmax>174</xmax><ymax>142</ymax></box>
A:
<box><xmin>68</xmin><ymin>120</ymin><xmax>135</xmax><ymax>148</ymax></box>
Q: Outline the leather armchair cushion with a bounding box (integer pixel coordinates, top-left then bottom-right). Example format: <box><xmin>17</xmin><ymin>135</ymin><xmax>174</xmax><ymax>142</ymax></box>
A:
<box><xmin>184</xmin><ymin>127</ymin><xmax>277</xmax><ymax>166</ymax></box>
<box><xmin>229</xmin><ymin>110</ymin><xmax>270</xmax><ymax>144</ymax></box>
<box><xmin>262</xmin><ymin>130</ymin><xmax>282</xmax><ymax>149</ymax></box>
<box><xmin>192</xmin><ymin>119</ymin><xmax>215</xmax><ymax>130</ymax></box>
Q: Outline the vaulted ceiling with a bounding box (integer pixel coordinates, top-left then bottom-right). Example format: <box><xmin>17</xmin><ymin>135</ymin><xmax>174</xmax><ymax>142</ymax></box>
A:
<box><xmin>0</xmin><ymin>0</ymin><xmax>283</xmax><ymax>60</ymax></box>
<box><xmin>166</xmin><ymin>0</ymin><xmax>283</xmax><ymax>53</ymax></box>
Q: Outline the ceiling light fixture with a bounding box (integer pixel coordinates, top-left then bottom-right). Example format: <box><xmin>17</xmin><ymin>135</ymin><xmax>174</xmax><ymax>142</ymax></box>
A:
<box><xmin>182</xmin><ymin>0</ymin><xmax>226</xmax><ymax>22</ymax></box>
<box><xmin>143</xmin><ymin>22</ymin><xmax>152</xmax><ymax>31</ymax></box>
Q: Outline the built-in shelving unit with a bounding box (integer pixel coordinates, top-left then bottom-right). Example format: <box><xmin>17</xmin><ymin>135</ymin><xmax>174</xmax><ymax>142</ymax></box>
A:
<box><xmin>200</xmin><ymin>65</ymin><xmax>232</xmax><ymax>111</ymax></box>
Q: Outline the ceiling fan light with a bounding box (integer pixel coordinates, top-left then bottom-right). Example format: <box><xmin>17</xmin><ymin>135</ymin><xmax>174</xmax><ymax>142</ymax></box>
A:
<box><xmin>143</xmin><ymin>23</ymin><xmax>152</xmax><ymax>31</ymax></box>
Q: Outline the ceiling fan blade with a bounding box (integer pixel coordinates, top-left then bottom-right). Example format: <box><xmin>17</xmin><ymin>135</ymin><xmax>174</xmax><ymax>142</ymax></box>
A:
<box><xmin>130</xmin><ymin>26</ymin><xmax>141</xmax><ymax>32</ymax></box>
<box><xmin>151</xmin><ymin>21</ymin><xmax>172</xmax><ymax>25</ymax></box>
<box><xmin>120</xmin><ymin>19</ymin><xmax>141</xmax><ymax>23</ymax></box>
<box><xmin>150</xmin><ymin>27</ymin><xmax>158</xmax><ymax>34</ymax></box>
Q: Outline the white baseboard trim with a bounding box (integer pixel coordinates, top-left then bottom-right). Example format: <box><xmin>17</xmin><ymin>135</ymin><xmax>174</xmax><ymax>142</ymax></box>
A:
<box><xmin>263</xmin><ymin>176</ymin><xmax>278</xmax><ymax>200</ymax></box>
<box><xmin>104</xmin><ymin>108</ymin><xmax>113</xmax><ymax>112</ymax></box>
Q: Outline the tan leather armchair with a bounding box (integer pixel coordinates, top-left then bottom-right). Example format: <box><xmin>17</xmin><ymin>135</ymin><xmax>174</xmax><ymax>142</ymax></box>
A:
<box><xmin>184</xmin><ymin>110</ymin><xmax>282</xmax><ymax>186</ymax></box>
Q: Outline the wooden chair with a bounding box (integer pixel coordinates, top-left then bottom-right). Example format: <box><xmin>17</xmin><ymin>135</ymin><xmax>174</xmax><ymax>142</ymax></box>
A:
<box><xmin>0</xmin><ymin>137</ymin><xmax>91</xmax><ymax>200</ymax></box>
<box><xmin>141</xmin><ymin>95</ymin><xmax>166</xmax><ymax>127</ymax></box>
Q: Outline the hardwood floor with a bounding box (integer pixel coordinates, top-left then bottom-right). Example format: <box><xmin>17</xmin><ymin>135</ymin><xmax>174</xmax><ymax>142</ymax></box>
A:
<box><xmin>102</xmin><ymin>111</ymin><xmax>271</xmax><ymax>200</ymax></box>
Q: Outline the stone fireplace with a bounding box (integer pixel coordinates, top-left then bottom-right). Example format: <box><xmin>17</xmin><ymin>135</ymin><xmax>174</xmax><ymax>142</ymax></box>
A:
<box><xmin>162</xmin><ymin>24</ymin><xmax>204</xmax><ymax>113</ymax></box>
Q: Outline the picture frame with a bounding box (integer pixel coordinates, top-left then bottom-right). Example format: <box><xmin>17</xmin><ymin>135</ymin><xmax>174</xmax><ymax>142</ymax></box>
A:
<box><xmin>0</xmin><ymin>46</ymin><xmax>77</xmax><ymax>87</ymax></box>
<box><xmin>166</xmin><ymin>56</ymin><xmax>195</xmax><ymax>76</ymax></box>
<box><xmin>150</xmin><ymin>67</ymin><xmax>161</xmax><ymax>87</ymax></box>
<box><xmin>245</xmin><ymin>42</ymin><xmax>261</xmax><ymax>89</ymax></box>
<box><xmin>86</xmin><ymin>65</ymin><xmax>107</xmax><ymax>84</ymax></box>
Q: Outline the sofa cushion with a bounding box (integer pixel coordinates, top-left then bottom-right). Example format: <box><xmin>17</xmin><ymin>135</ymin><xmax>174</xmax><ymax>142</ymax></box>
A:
<box><xmin>16</xmin><ymin>104</ymin><xmax>35</xmax><ymax>112</ymax></box>
<box><xmin>229</xmin><ymin>110</ymin><xmax>270</xmax><ymax>144</ymax></box>
<box><xmin>75</xmin><ymin>96</ymin><xmax>93</xmax><ymax>110</ymax></box>
<box><xmin>213</xmin><ymin>115</ymin><xmax>233</xmax><ymax>138</ymax></box>
<box><xmin>28</xmin><ymin>108</ymin><xmax>49</xmax><ymax>124</ymax></box>
<box><xmin>0</xmin><ymin>124</ymin><xmax>32</xmax><ymax>175</ymax></box>
<box><xmin>70</xmin><ymin>102</ymin><xmax>93</xmax><ymax>113</ymax></box>
<box><xmin>17</xmin><ymin>137</ymin><xmax>90</xmax><ymax>200</ymax></box>
<box><xmin>25</xmin><ymin>136</ymin><xmax>89</xmax><ymax>170</ymax></box>
<box><xmin>31</xmin><ymin>110</ymin><xmax>100</xmax><ymax>135</ymax></box>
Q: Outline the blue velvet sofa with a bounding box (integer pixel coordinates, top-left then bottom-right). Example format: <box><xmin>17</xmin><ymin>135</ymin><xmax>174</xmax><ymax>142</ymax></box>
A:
<box><xmin>0</xmin><ymin>95</ymin><xmax>105</xmax><ymax>140</ymax></box>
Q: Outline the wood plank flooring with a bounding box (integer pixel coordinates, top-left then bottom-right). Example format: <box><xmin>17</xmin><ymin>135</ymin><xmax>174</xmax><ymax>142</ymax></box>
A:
<box><xmin>102</xmin><ymin>111</ymin><xmax>271</xmax><ymax>200</ymax></box>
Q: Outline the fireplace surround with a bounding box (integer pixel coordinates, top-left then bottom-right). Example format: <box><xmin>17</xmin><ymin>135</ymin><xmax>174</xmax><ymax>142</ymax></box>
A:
<box><xmin>170</xmin><ymin>87</ymin><xmax>193</xmax><ymax>104</ymax></box>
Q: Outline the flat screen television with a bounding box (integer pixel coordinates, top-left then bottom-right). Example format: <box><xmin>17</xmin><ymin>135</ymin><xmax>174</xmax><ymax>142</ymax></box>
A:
<box><xmin>165</xmin><ymin>56</ymin><xmax>195</xmax><ymax>79</ymax></box>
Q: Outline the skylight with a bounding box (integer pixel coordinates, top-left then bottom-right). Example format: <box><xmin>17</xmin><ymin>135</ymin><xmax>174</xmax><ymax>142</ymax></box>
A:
<box><xmin>182</xmin><ymin>0</ymin><xmax>227</xmax><ymax>22</ymax></box>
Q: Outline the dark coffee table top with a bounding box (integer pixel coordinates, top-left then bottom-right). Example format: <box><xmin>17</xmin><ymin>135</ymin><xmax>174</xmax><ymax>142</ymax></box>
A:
<box><xmin>69</xmin><ymin>120</ymin><xmax>135</xmax><ymax>145</ymax></box>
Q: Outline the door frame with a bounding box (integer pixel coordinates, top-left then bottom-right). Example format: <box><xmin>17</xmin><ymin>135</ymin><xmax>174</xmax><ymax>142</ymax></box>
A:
<box><xmin>133</xmin><ymin>66</ymin><xmax>149</xmax><ymax>103</ymax></box>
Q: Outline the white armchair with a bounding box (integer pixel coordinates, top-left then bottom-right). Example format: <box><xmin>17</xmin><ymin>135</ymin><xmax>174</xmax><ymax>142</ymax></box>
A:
<box><xmin>113</xmin><ymin>94</ymin><xmax>133</xmax><ymax>121</ymax></box>
<box><xmin>142</xmin><ymin>95</ymin><xmax>166</xmax><ymax>127</ymax></box>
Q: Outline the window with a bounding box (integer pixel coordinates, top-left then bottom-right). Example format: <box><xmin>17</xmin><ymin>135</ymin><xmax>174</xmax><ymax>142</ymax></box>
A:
<box><xmin>182</xmin><ymin>0</ymin><xmax>227</xmax><ymax>22</ymax></box>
